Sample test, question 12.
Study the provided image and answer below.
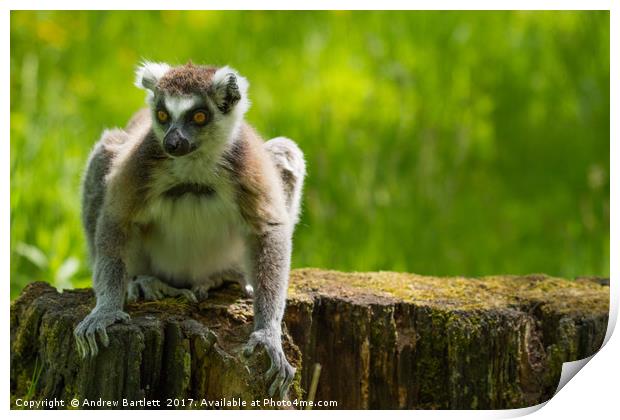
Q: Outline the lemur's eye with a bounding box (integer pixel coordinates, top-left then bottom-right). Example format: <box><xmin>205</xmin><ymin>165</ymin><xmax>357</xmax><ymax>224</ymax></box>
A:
<box><xmin>192</xmin><ymin>111</ymin><xmax>208</xmax><ymax>125</ymax></box>
<box><xmin>156</xmin><ymin>110</ymin><xmax>169</xmax><ymax>124</ymax></box>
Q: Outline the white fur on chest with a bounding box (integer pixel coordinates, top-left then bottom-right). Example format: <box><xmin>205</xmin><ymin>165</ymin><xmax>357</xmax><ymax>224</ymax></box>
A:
<box><xmin>137</xmin><ymin>157</ymin><xmax>248</xmax><ymax>286</ymax></box>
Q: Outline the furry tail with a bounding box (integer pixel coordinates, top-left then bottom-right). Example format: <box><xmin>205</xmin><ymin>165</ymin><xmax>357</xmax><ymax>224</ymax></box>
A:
<box><xmin>264</xmin><ymin>137</ymin><xmax>306</xmax><ymax>226</ymax></box>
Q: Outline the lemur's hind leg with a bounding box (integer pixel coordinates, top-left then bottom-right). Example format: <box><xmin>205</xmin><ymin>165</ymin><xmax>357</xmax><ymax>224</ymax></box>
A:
<box><xmin>127</xmin><ymin>275</ymin><xmax>197</xmax><ymax>303</ymax></box>
<box><xmin>264</xmin><ymin>137</ymin><xmax>306</xmax><ymax>226</ymax></box>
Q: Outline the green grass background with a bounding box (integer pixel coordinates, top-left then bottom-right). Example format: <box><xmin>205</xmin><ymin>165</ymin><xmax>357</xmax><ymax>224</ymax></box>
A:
<box><xmin>10</xmin><ymin>11</ymin><xmax>610</xmax><ymax>298</ymax></box>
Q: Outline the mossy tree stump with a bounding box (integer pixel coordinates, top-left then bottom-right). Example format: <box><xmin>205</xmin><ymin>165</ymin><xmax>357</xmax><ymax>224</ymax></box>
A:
<box><xmin>11</xmin><ymin>280</ymin><xmax>303</xmax><ymax>409</ymax></box>
<box><xmin>11</xmin><ymin>269</ymin><xmax>609</xmax><ymax>409</ymax></box>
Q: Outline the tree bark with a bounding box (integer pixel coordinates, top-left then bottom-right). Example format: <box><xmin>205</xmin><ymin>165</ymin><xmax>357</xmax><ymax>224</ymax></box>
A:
<box><xmin>11</xmin><ymin>269</ymin><xmax>609</xmax><ymax>409</ymax></box>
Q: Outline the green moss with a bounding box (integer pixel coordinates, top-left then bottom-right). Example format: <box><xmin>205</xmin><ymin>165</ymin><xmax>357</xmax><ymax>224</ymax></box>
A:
<box><xmin>290</xmin><ymin>360</ymin><xmax>305</xmax><ymax>402</ymax></box>
<box><xmin>289</xmin><ymin>269</ymin><xmax>609</xmax><ymax>314</ymax></box>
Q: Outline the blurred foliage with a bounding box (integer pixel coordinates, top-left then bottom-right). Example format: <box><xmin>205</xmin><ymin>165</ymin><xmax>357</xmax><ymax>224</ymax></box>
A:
<box><xmin>10</xmin><ymin>11</ymin><xmax>609</xmax><ymax>297</ymax></box>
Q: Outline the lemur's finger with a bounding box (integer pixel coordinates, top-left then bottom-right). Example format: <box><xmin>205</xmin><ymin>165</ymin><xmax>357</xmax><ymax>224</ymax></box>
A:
<box><xmin>80</xmin><ymin>339</ymin><xmax>89</xmax><ymax>358</ymax></box>
<box><xmin>74</xmin><ymin>336</ymin><xmax>81</xmax><ymax>357</ymax></box>
<box><xmin>280</xmin><ymin>366</ymin><xmax>295</xmax><ymax>400</ymax></box>
<box><xmin>193</xmin><ymin>287</ymin><xmax>209</xmax><ymax>301</ymax></box>
<box><xmin>97</xmin><ymin>326</ymin><xmax>110</xmax><ymax>347</ymax></box>
<box><xmin>75</xmin><ymin>335</ymin><xmax>85</xmax><ymax>358</ymax></box>
<box><xmin>180</xmin><ymin>290</ymin><xmax>197</xmax><ymax>303</ymax></box>
<box><xmin>86</xmin><ymin>332</ymin><xmax>99</xmax><ymax>357</ymax></box>
<box><xmin>75</xmin><ymin>322</ymin><xmax>91</xmax><ymax>359</ymax></box>
<box><xmin>73</xmin><ymin>329</ymin><xmax>83</xmax><ymax>357</ymax></box>
<box><xmin>81</xmin><ymin>338</ymin><xmax>90</xmax><ymax>358</ymax></box>
<box><xmin>268</xmin><ymin>362</ymin><xmax>286</xmax><ymax>398</ymax></box>
<box><xmin>265</xmin><ymin>351</ymin><xmax>280</xmax><ymax>382</ymax></box>
<box><xmin>187</xmin><ymin>291</ymin><xmax>198</xmax><ymax>303</ymax></box>
<box><xmin>243</xmin><ymin>340</ymin><xmax>259</xmax><ymax>357</ymax></box>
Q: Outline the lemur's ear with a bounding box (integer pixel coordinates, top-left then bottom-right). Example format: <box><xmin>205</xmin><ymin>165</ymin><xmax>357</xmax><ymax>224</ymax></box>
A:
<box><xmin>211</xmin><ymin>66</ymin><xmax>250</xmax><ymax>115</ymax></box>
<box><xmin>135</xmin><ymin>61</ymin><xmax>171</xmax><ymax>92</ymax></box>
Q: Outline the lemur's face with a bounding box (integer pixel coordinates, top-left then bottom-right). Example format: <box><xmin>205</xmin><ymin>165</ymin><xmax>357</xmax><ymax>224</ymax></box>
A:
<box><xmin>151</xmin><ymin>93</ymin><xmax>213</xmax><ymax>157</ymax></box>
<box><xmin>135</xmin><ymin>62</ymin><xmax>249</xmax><ymax>158</ymax></box>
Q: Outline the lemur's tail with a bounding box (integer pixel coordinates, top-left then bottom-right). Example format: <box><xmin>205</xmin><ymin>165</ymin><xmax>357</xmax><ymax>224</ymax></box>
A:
<box><xmin>264</xmin><ymin>137</ymin><xmax>306</xmax><ymax>226</ymax></box>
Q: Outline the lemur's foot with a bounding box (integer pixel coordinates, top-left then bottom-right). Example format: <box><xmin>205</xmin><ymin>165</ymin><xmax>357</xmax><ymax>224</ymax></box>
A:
<box><xmin>127</xmin><ymin>275</ymin><xmax>197</xmax><ymax>303</ymax></box>
<box><xmin>191</xmin><ymin>284</ymin><xmax>211</xmax><ymax>301</ymax></box>
<box><xmin>74</xmin><ymin>308</ymin><xmax>130</xmax><ymax>358</ymax></box>
<box><xmin>243</xmin><ymin>328</ymin><xmax>295</xmax><ymax>399</ymax></box>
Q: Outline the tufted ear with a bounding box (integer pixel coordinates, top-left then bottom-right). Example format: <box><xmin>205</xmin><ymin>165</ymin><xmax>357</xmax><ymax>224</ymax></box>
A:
<box><xmin>211</xmin><ymin>66</ymin><xmax>250</xmax><ymax>115</ymax></box>
<box><xmin>134</xmin><ymin>61</ymin><xmax>171</xmax><ymax>92</ymax></box>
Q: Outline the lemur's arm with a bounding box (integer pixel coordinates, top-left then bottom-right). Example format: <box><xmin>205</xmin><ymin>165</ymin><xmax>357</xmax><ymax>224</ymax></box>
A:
<box><xmin>251</xmin><ymin>226</ymin><xmax>292</xmax><ymax>332</ymax></box>
<box><xmin>74</xmin><ymin>213</ymin><xmax>130</xmax><ymax>357</ymax></box>
<box><xmin>244</xmin><ymin>225</ymin><xmax>295</xmax><ymax>398</ymax></box>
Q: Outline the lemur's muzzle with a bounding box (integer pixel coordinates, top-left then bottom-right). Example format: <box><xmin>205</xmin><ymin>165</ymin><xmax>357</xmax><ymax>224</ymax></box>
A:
<box><xmin>164</xmin><ymin>129</ymin><xmax>193</xmax><ymax>157</ymax></box>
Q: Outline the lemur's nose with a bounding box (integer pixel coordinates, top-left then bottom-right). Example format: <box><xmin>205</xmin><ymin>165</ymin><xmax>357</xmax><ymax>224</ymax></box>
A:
<box><xmin>164</xmin><ymin>129</ymin><xmax>192</xmax><ymax>157</ymax></box>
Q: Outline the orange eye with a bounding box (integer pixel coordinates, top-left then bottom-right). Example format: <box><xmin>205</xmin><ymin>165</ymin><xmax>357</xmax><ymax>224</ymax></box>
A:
<box><xmin>156</xmin><ymin>110</ymin><xmax>169</xmax><ymax>123</ymax></box>
<box><xmin>193</xmin><ymin>111</ymin><xmax>207</xmax><ymax>125</ymax></box>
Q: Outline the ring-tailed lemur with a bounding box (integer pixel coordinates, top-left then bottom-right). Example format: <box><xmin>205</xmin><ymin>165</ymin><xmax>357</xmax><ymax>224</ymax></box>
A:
<box><xmin>74</xmin><ymin>61</ymin><xmax>306</xmax><ymax>399</ymax></box>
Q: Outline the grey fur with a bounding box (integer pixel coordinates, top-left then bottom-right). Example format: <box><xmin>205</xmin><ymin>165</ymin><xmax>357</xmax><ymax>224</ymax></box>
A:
<box><xmin>80</xmin><ymin>138</ymin><xmax>115</xmax><ymax>262</ymax></box>
<box><xmin>74</xmin><ymin>62</ymin><xmax>306</xmax><ymax>400</ymax></box>
<box><xmin>264</xmin><ymin>137</ymin><xmax>306</xmax><ymax>225</ymax></box>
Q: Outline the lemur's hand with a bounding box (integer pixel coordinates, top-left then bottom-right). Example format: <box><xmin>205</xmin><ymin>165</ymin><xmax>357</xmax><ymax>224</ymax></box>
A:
<box><xmin>243</xmin><ymin>328</ymin><xmax>296</xmax><ymax>399</ymax></box>
<box><xmin>74</xmin><ymin>308</ymin><xmax>130</xmax><ymax>358</ymax></box>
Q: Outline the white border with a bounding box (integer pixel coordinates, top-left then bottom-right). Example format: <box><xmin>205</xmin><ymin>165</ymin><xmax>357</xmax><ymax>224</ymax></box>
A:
<box><xmin>3</xmin><ymin>2</ymin><xmax>616</xmax><ymax>419</ymax></box>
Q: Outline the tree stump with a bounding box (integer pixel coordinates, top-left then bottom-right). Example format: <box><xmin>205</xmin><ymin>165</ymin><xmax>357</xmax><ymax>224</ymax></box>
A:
<box><xmin>11</xmin><ymin>269</ymin><xmax>609</xmax><ymax>409</ymax></box>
